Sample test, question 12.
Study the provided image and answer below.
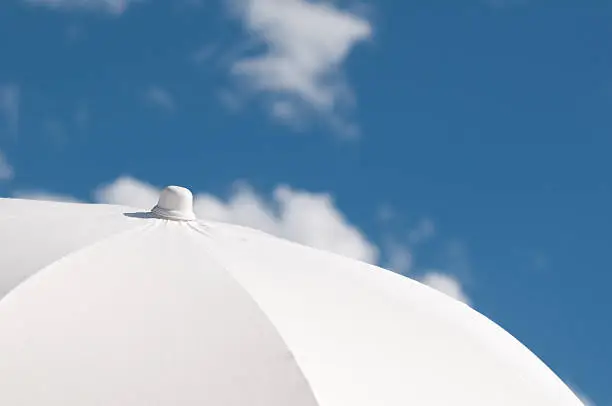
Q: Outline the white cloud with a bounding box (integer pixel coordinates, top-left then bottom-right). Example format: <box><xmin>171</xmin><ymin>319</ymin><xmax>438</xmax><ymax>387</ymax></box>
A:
<box><xmin>381</xmin><ymin>217</ymin><xmax>470</xmax><ymax>305</ymax></box>
<box><xmin>408</xmin><ymin>218</ymin><xmax>435</xmax><ymax>245</ymax></box>
<box><xmin>420</xmin><ymin>272</ymin><xmax>471</xmax><ymax>305</ymax></box>
<box><xmin>384</xmin><ymin>241</ymin><xmax>413</xmax><ymax>274</ymax></box>
<box><xmin>380</xmin><ymin>217</ymin><xmax>436</xmax><ymax>273</ymax></box>
<box><xmin>144</xmin><ymin>86</ymin><xmax>176</xmax><ymax>112</ymax></box>
<box><xmin>93</xmin><ymin>176</ymin><xmax>378</xmax><ymax>263</ymax></box>
<box><xmin>0</xmin><ymin>151</ymin><xmax>14</xmax><ymax>181</ymax></box>
<box><xmin>0</xmin><ymin>84</ymin><xmax>20</xmax><ymax>137</ymax></box>
<box><xmin>94</xmin><ymin>176</ymin><xmax>160</xmax><ymax>209</ymax></box>
<box><xmin>23</xmin><ymin>0</ymin><xmax>139</xmax><ymax>14</ymax></box>
<box><xmin>228</xmin><ymin>0</ymin><xmax>371</xmax><ymax>134</ymax></box>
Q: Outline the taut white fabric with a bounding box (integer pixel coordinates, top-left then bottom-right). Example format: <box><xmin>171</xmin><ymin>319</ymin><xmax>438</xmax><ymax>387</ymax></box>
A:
<box><xmin>0</xmin><ymin>197</ymin><xmax>584</xmax><ymax>405</ymax></box>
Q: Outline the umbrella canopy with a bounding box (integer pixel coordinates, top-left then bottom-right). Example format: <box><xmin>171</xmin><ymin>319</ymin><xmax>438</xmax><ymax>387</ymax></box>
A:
<box><xmin>0</xmin><ymin>186</ymin><xmax>583</xmax><ymax>405</ymax></box>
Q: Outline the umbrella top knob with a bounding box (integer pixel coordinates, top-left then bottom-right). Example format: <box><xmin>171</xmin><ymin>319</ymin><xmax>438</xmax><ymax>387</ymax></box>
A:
<box><xmin>151</xmin><ymin>185</ymin><xmax>196</xmax><ymax>221</ymax></box>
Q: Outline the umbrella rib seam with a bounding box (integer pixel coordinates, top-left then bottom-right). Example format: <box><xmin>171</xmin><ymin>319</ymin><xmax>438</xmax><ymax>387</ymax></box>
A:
<box><xmin>185</xmin><ymin>221</ymin><xmax>323</xmax><ymax>406</ymax></box>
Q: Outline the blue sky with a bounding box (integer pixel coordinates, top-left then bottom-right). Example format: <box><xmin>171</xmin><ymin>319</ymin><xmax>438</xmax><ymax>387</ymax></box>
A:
<box><xmin>0</xmin><ymin>1</ymin><xmax>610</xmax><ymax>404</ymax></box>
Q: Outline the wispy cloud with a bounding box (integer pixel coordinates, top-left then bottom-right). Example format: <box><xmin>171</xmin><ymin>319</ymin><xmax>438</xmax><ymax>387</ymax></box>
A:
<box><xmin>0</xmin><ymin>84</ymin><xmax>20</xmax><ymax>138</ymax></box>
<box><xmin>408</xmin><ymin>218</ymin><xmax>436</xmax><ymax>245</ymax></box>
<box><xmin>144</xmin><ymin>86</ymin><xmax>176</xmax><ymax>112</ymax></box>
<box><xmin>227</xmin><ymin>0</ymin><xmax>371</xmax><ymax>136</ymax></box>
<box><xmin>23</xmin><ymin>0</ymin><xmax>140</xmax><ymax>14</ymax></box>
<box><xmin>380</xmin><ymin>214</ymin><xmax>471</xmax><ymax>304</ymax></box>
<box><xmin>0</xmin><ymin>151</ymin><xmax>14</xmax><ymax>181</ymax></box>
<box><xmin>380</xmin><ymin>215</ymin><xmax>436</xmax><ymax>274</ymax></box>
<box><xmin>420</xmin><ymin>272</ymin><xmax>471</xmax><ymax>305</ymax></box>
<box><xmin>385</xmin><ymin>241</ymin><xmax>413</xmax><ymax>274</ymax></box>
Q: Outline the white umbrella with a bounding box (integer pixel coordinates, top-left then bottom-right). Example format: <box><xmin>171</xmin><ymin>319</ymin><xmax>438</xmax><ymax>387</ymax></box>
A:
<box><xmin>0</xmin><ymin>186</ymin><xmax>583</xmax><ymax>405</ymax></box>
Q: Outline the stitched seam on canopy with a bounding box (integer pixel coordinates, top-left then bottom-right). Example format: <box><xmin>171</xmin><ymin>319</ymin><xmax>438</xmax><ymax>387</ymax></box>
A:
<box><xmin>186</xmin><ymin>221</ymin><xmax>322</xmax><ymax>406</ymax></box>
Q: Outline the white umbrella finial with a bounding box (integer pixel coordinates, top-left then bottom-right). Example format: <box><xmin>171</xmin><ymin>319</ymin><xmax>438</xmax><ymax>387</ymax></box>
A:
<box><xmin>151</xmin><ymin>185</ymin><xmax>196</xmax><ymax>221</ymax></box>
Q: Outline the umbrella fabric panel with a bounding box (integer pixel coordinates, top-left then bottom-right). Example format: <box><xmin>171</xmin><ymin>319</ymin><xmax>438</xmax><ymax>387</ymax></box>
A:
<box><xmin>0</xmin><ymin>199</ymin><xmax>143</xmax><ymax>300</ymax></box>
<box><xmin>0</xmin><ymin>221</ymin><xmax>319</xmax><ymax>406</ymax></box>
<box><xmin>200</xmin><ymin>221</ymin><xmax>583</xmax><ymax>406</ymax></box>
